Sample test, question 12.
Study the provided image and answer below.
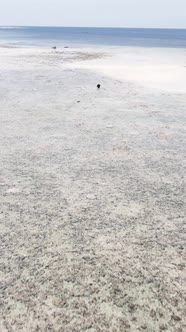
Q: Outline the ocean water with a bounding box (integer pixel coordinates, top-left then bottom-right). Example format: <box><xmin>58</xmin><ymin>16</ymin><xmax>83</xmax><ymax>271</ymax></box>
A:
<box><xmin>0</xmin><ymin>26</ymin><xmax>186</xmax><ymax>48</ymax></box>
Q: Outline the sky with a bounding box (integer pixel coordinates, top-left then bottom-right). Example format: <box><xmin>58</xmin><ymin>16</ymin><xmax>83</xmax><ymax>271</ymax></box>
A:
<box><xmin>0</xmin><ymin>0</ymin><xmax>186</xmax><ymax>28</ymax></box>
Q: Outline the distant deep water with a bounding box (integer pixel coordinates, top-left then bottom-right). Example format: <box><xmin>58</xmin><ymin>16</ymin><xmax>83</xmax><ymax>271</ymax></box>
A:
<box><xmin>0</xmin><ymin>26</ymin><xmax>186</xmax><ymax>48</ymax></box>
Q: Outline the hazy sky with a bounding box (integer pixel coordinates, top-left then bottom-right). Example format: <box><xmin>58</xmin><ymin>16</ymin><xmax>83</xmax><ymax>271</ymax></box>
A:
<box><xmin>0</xmin><ymin>0</ymin><xmax>186</xmax><ymax>28</ymax></box>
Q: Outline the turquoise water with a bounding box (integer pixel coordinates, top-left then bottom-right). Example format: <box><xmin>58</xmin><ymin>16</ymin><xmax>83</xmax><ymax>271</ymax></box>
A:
<box><xmin>0</xmin><ymin>26</ymin><xmax>186</xmax><ymax>48</ymax></box>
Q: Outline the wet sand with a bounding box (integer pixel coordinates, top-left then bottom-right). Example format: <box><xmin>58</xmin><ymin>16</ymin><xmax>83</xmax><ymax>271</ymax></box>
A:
<box><xmin>0</xmin><ymin>46</ymin><xmax>186</xmax><ymax>331</ymax></box>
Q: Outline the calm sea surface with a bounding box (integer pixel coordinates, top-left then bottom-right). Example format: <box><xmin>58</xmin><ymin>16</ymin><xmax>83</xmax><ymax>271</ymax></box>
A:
<box><xmin>0</xmin><ymin>26</ymin><xmax>186</xmax><ymax>48</ymax></box>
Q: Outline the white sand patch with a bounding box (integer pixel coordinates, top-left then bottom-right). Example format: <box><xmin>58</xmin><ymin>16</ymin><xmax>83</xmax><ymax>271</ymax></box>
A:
<box><xmin>68</xmin><ymin>46</ymin><xmax>186</xmax><ymax>93</ymax></box>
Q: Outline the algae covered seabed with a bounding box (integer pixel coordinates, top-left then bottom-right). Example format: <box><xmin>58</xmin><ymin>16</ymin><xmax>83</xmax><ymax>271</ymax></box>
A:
<box><xmin>0</xmin><ymin>47</ymin><xmax>185</xmax><ymax>331</ymax></box>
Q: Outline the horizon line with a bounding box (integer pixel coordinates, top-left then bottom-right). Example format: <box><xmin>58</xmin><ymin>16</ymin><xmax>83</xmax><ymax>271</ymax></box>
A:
<box><xmin>0</xmin><ymin>25</ymin><xmax>186</xmax><ymax>30</ymax></box>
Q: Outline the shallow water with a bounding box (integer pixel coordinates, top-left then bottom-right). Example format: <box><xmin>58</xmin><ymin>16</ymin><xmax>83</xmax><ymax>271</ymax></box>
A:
<box><xmin>0</xmin><ymin>26</ymin><xmax>186</xmax><ymax>48</ymax></box>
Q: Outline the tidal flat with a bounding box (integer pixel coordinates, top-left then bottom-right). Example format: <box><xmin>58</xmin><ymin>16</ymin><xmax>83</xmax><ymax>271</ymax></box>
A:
<box><xmin>0</xmin><ymin>46</ymin><xmax>185</xmax><ymax>331</ymax></box>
